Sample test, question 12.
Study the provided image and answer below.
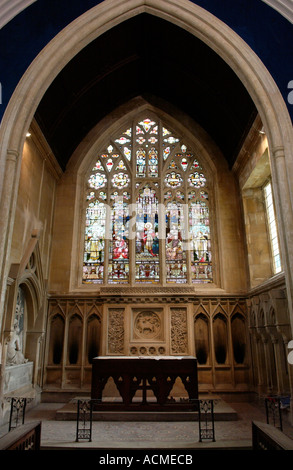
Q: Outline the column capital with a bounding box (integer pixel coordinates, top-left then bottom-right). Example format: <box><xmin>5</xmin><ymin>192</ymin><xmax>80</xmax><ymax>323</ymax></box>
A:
<box><xmin>6</xmin><ymin>149</ymin><xmax>19</xmax><ymax>162</ymax></box>
<box><xmin>272</xmin><ymin>146</ymin><xmax>285</xmax><ymax>158</ymax></box>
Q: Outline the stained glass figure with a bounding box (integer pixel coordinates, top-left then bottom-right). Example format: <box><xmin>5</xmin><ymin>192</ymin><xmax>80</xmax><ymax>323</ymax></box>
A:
<box><xmin>108</xmin><ymin>199</ymin><xmax>130</xmax><ymax>283</ymax></box>
<box><xmin>136</xmin><ymin>149</ymin><xmax>146</xmax><ymax>177</ymax></box>
<box><xmin>189</xmin><ymin>200</ymin><xmax>212</xmax><ymax>283</ymax></box>
<box><xmin>148</xmin><ymin>148</ymin><xmax>158</xmax><ymax>177</ymax></box>
<box><xmin>135</xmin><ymin>186</ymin><xmax>159</xmax><ymax>282</ymax></box>
<box><xmin>165</xmin><ymin>202</ymin><xmax>187</xmax><ymax>283</ymax></box>
<box><xmin>83</xmin><ymin>200</ymin><xmax>106</xmax><ymax>283</ymax></box>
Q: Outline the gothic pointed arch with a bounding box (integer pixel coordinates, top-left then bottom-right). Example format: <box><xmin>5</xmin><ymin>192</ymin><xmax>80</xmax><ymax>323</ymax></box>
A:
<box><xmin>1</xmin><ymin>0</ymin><xmax>293</xmax><ymax>327</ymax></box>
<box><xmin>81</xmin><ymin>110</ymin><xmax>214</xmax><ymax>286</ymax></box>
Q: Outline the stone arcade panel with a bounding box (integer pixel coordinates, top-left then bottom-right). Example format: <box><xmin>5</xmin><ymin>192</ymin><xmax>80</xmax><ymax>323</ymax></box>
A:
<box><xmin>44</xmin><ymin>296</ymin><xmax>255</xmax><ymax>397</ymax></box>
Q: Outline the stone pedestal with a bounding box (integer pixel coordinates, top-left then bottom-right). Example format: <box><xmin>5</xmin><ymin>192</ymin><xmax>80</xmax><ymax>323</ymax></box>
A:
<box><xmin>3</xmin><ymin>362</ymin><xmax>33</xmax><ymax>394</ymax></box>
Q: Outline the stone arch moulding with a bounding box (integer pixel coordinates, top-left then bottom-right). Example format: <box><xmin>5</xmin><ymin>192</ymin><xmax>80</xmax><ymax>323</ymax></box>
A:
<box><xmin>1</xmin><ymin>0</ymin><xmax>293</xmax><ymax>326</ymax></box>
<box><xmin>0</xmin><ymin>1</ymin><xmax>292</xmax><ymax>30</ymax></box>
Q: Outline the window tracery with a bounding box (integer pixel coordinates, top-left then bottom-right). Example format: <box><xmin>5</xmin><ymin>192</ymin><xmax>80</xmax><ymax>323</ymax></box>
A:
<box><xmin>82</xmin><ymin>115</ymin><xmax>213</xmax><ymax>285</ymax></box>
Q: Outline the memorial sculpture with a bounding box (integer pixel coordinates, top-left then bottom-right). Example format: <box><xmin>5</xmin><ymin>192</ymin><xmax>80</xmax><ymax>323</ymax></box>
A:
<box><xmin>6</xmin><ymin>321</ymin><xmax>28</xmax><ymax>366</ymax></box>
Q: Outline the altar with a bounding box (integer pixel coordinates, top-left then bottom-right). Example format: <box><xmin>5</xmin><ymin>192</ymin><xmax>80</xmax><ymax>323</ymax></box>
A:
<box><xmin>91</xmin><ymin>356</ymin><xmax>198</xmax><ymax>411</ymax></box>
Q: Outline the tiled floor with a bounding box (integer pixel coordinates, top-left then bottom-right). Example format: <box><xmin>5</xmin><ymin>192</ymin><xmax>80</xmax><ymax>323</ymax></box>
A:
<box><xmin>1</xmin><ymin>400</ymin><xmax>293</xmax><ymax>450</ymax></box>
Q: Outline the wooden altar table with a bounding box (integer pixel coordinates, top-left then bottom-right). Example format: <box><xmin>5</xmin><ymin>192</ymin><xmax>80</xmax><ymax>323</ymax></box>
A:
<box><xmin>91</xmin><ymin>356</ymin><xmax>198</xmax><ymax>411</ymax></box>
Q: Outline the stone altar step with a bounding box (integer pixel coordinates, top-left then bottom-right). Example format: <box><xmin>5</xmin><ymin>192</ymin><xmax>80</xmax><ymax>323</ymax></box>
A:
<box><xmin>55</xmin><ymin>396</ymin><xmax>238</xmax><ymax>422</ymax></box>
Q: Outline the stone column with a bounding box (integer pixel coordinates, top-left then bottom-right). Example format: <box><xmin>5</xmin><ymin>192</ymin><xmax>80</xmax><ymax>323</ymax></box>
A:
<box><xmin>270</xmin><ymin>147</ymin><xmax>293</xmax><ymax>329</ymax></box>
<box><xmin>0</xmin><ymin>150</ymin><xmax>20</xmax><ymax>337</ymax></box>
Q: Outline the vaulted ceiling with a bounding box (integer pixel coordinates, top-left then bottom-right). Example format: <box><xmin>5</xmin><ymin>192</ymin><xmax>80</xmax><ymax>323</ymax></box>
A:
<box><xmin>35</xmin><ymin>13</ymin><xmax>257</xmax><ymax>171</ymax></box>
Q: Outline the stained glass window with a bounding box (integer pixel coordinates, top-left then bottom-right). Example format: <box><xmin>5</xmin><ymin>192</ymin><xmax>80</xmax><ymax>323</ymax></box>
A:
<box><xmin>82</xmin><ymin>115</ymin><xmax>213</xmax><ymax>285</ymax></box>
<box><xmin>263</xmin><ymin>181</ymin><xmax>282</xmax><ymax>274</ymax></box>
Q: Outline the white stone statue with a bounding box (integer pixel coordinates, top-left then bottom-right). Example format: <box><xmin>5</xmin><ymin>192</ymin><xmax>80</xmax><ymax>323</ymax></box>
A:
<box><xmin>6</xmin><ymin>322</ymin><xmax>28</xmax><ymax>366</ymax></box>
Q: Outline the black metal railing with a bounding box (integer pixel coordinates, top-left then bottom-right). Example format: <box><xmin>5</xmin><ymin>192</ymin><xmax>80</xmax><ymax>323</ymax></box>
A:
<box><xmin>264</xmin><ymin>396</ymin><xmax>290</xmax><ymax>432</ymax></box>
<box><xmin>75</xmin><ymin>397</ymin><xmax>216</xmax><ymax>443</ymax></box>
<box><xmin>198</xmin><ymin>399</ymin><xmax>215</xmax><ymax>442</ymax></box>
<box><xmin>76</xmin><ymin>399</ymin><xmax>95</xmax><ymax>442</ymax></box>
<box><xmin>7</xmin><ymin>397</ymin><xmax>27</xmax><ymax>431</ymax></box>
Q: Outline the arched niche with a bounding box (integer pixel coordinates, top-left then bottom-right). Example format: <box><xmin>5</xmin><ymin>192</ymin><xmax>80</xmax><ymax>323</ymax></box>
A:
<box><xmin>213</xmin><ymin>312</ymin><xmax>228</xmax><ymax>364</ymax></box>
<box><xmin>86</xmin><ymin>314</ymin><xmax>101</xmax><ymax>364</ymax></box>
<box><xmin>194</xmin><ymin>313</ymin><xmax>209</xmax><ymax>365</ymax></box>
<box><xmin>48</xmin><ymin>313</ymin><xmax>65</xmax><ymax>365</ymax></box>
<box><xmin>67</xmin><ymin>313</ymin><xmax>82</xmax><ymax>365</ymax></box>
<box><xmin>231</xmin><ymin>313</ymin><xmax>246</xmax><ymax>364</ymax></box>
<box><xmin>259</xmin><ymin>309</ymin><xmax>265</xmax><ymax>328</ymax></box>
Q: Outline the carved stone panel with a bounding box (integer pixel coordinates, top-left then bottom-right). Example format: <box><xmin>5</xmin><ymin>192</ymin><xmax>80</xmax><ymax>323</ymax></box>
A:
<box><xmin>107</xmin><ymin>308</ymin><xmax>125</xmax><ymax>355</ymax></box>
<box><xmin>132</xmin><ymin>309</ymin><xmax>164</xmax><ymax>341</ymax></box>
<box><xmin>170</xmin><ymin>308</ymin><xmax>188</xmax><ymax>354</ymax></box>
<box><xmin>129</xmin><ymin>309</ymin><xmax>166</xmax><ymax>355</ymax></box>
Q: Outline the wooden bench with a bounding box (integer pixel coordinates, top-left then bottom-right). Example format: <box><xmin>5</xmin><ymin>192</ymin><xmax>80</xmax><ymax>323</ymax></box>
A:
<box><xmin>252</xmin><ymin>420</ymin><xmax>293</xmax><ymax>450</ymax></box>
<box><xmin>0</xmin><ymin>421</ymin><xmax>41</xmax><ymax>450</ymax></box>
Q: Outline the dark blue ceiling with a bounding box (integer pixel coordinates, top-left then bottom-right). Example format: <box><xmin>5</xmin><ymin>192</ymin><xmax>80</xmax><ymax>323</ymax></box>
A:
<box><xmin>34</xmin><ymin>13</ymin><xmax>257</xmax><ymax>169</ymax></box>
<box><xmin>0</xmin><ymin>0</ymin><xmax>292</xmax><ymax>168</ymax></box>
